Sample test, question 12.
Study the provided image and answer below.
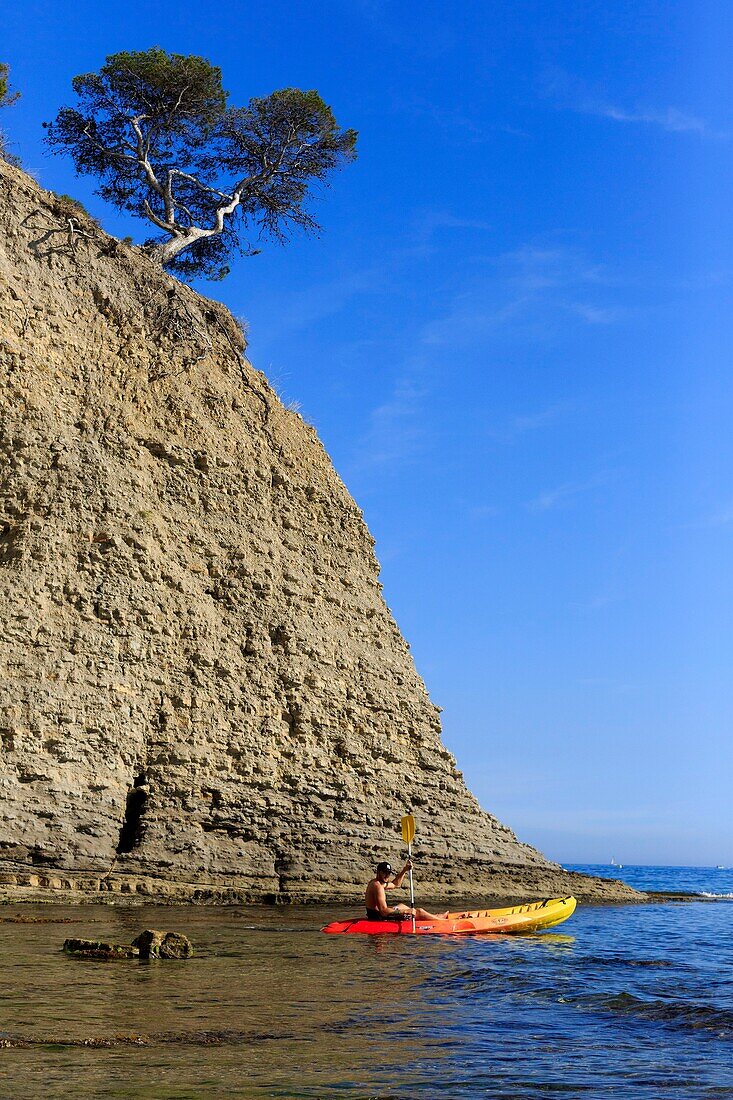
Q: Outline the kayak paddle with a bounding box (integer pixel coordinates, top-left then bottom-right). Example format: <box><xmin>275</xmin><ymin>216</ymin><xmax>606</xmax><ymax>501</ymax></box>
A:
<box><xmin>401</xmin><ymin>813</ymin><xmax>416</xmax><ymax>934</ymax></box>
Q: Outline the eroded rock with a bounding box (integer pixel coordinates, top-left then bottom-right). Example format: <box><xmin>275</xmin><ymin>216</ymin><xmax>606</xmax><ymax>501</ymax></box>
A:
<box><xmin>131</xmin><ymin>929</ymin><xmax>194</xmax><ymax>959</ymax></box>
<box><xmin>63</xmin><ymin>930</ymin><xmax>193</xmax><ymax>959</ymax></box>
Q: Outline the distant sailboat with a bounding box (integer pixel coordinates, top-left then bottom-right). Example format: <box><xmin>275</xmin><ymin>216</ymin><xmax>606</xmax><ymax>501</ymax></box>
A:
<box><xmin>610</xmin><ymin>857</ymin><xmax>624</xmax><ymax>869</ymax></box>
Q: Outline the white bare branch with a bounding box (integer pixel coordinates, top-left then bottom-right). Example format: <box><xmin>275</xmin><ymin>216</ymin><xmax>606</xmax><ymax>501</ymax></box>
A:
<box><xmin>143</xmin><ymin>198</ymin><xmax>180</xmax><ymax>235</ymax></box>
<box><xmin>129</xmin><ymin>116</ymin><xmax>165</xmax><ymax>201</ymax></box>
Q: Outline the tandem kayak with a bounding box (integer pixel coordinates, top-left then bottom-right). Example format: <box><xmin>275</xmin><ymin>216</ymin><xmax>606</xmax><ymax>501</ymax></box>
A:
<box><xmin>322</xmin><ymin>895</ymin><xmax>576</xmax><ymax>935</ymax></box>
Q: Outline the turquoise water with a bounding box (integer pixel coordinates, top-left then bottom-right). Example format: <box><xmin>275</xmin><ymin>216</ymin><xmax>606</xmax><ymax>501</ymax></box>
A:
<box><xmin>1</xmin><ymin>868</ymin><xmax>732</xmax><ymax>1098</ymax></box>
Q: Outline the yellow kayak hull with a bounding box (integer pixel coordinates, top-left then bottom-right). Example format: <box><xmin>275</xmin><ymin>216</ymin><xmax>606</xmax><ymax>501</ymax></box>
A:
<box><xmin>322</xmin><ymin>895</ymin><xmax>577</xmax><ymax>935</ymax></box>
<box><xmin>441</xmin><ymin>895</ymin><xmax>577</xmax><ymax>935</ymax></box>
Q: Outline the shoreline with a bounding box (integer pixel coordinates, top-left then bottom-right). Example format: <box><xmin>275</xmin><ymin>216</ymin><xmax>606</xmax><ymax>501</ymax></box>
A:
<box><xmin>0</xmin><ymin>865</ymin><xmax>644</xmax><ymax>906</ymax></box>
<box><xmin>0</xmin><ymin>888</ymin><xmax>722</xmax><ymax>910</ymax></box>
<box><xmin>2</xmin><ymin>866</ymin><xmax>724</xmax><ymax>908</ymax></box>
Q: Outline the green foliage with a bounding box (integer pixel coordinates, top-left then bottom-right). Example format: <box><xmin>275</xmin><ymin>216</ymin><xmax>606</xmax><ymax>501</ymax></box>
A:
<box><xmin>51</xmin><ymin>192</ymin><xmax>100</xmax><ymax>227</ymax></box>
<box><xmin>0</xmin><ymin>62</ymin><xmax>20</xmax><ymax>109</ymax></box>
<box><xmin>77</xmin><ymin>48</ymin><xmax>226</xmax><ymax>125</ymax></box>
<box><xmin>0</xmin><ymin>62</ymin><xmax>21</xmax><ymax>165</ymax></box>
<box><xmin>45</xmin><ymin>48</ymin><xmax>357</xmax><ymax>280</ymax></box>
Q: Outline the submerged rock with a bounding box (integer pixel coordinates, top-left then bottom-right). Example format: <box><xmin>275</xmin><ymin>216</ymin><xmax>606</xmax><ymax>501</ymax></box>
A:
<box><xmin>63</xmin><ymin>938</ymin><xmax>139</xmax><ymax>960</ymax></box>
<box><xmin>63</xmin><ymin>930</ymin><xmax>193</xmax><ymax>960</ymax></box>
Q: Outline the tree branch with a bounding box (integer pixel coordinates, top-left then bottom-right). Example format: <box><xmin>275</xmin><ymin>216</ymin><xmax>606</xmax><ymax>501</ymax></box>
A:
<box><xmin>168</xmin><ymin>168</ymin><xmax>233</xmax><ymax>202</ymax></box>
<box><xmin>143</xmin><ymin>198</ymin><xmax>180</xmax><ymax>235</ymax></box>
<box><xmin>129</xmin><ymin>115</ymin><xmax>165</xmax><ymax>201</ymax></box>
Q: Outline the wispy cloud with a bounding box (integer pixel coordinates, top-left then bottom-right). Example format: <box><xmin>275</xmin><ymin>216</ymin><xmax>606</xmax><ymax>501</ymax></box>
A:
<box><xmin>351</xmin><ymin>370</ymin><xmax>428</xmax><ymax>471</ymax></box>
<box><xmin>504</xmin><ymin>244</ymin><xmax>606</xmax><ymax>291</ymax></box>
<box><xmin>577</xmin><ymin>592</ymin><xmax>624</xmax><ymax>613</ymax></box>
<box><xmin>527</xmin><ymin>481</ymin><xmax>585</xmax><ymax>513</ymax></box>
<box><xmin>350</xmin><ymin>241</ymin><xmax>623</xmax><ymax>475</ymax></box>
<box><xmin>261</xmin><ymin>266</ymin><xmax>382</xmax><ymax>334</ymax></box>
<box><xmin>485</xmin><ymin>401</ymin><xmax>576</xmax><ymax>444</ymax></box>
<box><xmin>339</xmin><ymin>227</ymin><xmax>625</xmax><ymax>477</ymax></box>
<box><xmin>526</xmin><ymin>472</ymin><xmax>611</xmax><ymax>513</ymax></box>
<box><xmin>420</xmin><ymin>242</ymin><xmax>621</xmax><ymax>349</ymax></box>
<box><xmin>403</xmin><ymin>97</ymin><xmax>531</xmax><ymax>142</ymax></box>
<box><xmin>512</xmin><ymin>403</ymin><xmax>571</xmax><ymax>433</ymax></box>
<box><xmin>399</xmin><ymin>209</ymin><xmax>493</xmax><ymax>263</ymax></box>
<box><xmin>593</xmin><ymin>103</ymin><xmax>714</xmax><ymax>136</ymax></box>
<box><xmin>568</xmin><ymin>302</ymin><xmax>622</xmax><ymax>325</ymax></box>
<box><xmin>419</xmin><ymin>295</ymin><xmax>525</xmax><ymax>348</ymax></box>
<box><xmin>708</xmin><ymin>503</ymin><xmax>733</xmax><ymax>527</ymax></box>
<box><xmin>544</xmin><ymin>69</ymin><xmax>724</xmax><ymax>140</ymax></box>
<box><xmin>259</xmin><ymin>211</ymin><xmax>492</xmax><ymax>340</ymax></box>
<box><xmin>688</xmin><ymin>500</ymin><xmax>733</xmax><ymax>528</ymax></box>
<box><xmin>468</xmin><ymin>503</ymin><xmax>500</xmax><ymax>519</ymax></box>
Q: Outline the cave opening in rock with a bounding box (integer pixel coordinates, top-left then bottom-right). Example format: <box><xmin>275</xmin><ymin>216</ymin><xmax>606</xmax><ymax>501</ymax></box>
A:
<box><xmin>116</xmin><ymin>772</ymin><xmax>148</xmax><ymax>855</ymax></box>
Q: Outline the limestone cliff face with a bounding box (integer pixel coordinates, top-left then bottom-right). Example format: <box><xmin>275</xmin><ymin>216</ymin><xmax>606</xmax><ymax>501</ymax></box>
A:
<box><xmin>0</xmin><ymin>162</ymin><xmax>637</xmax><ymax>904</ymax></box>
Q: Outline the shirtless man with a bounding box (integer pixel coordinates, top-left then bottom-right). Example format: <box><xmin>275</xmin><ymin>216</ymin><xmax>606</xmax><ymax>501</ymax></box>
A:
<box><xmin>365</xmin><ymin>860</ymin><xmax>449</xmax><ymax>921</ymax></box>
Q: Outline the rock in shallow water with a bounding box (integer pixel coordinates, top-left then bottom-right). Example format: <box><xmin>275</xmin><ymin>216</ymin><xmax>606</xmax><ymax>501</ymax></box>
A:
<box><xmin>131</xmin><ymin>929</ymin><xmax>194</xmax><ymax>959</ymax></box>
<box><xmin>63</xmin><ymin>938</ymin><xmax>139</xmax><ymax>960</ymax></box>
<box><xmin>63</xmin><ymin>930</ymin><xmax>193</xmax><ymax>959</ymax></box>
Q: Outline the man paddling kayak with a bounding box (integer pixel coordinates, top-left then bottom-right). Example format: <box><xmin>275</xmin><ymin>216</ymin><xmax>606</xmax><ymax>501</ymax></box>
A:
<box><xmin>365</xmin><ymin>860</ymin><xmax>449</xmax><ymax>921</ymax></box>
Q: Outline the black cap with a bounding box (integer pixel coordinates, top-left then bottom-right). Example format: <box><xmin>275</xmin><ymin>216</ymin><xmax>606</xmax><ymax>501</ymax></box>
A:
<box><xmin>376</xmin><ymin>861</ymin><xmax>393</xmax><ymax>874</ymax></box>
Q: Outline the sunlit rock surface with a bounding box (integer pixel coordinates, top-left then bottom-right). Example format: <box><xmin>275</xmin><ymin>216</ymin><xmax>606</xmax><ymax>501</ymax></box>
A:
<box><xmin>0</xmin><ymin>161</ymin><xmax>639</xmax><ymax>904</ymax></box>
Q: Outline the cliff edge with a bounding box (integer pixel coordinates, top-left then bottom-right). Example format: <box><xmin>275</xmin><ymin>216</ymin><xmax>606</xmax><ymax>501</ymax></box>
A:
<box><xmin>0</xmin><ymin>161</ymin><xmax>640</xmax><ymax>904</ymax></box>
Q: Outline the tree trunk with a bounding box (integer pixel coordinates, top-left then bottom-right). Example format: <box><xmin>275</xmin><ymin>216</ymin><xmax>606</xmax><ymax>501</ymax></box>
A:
<box><xmin>147</xmin><ymin>228</ymin><xmax>213</xmax><ymax>267</ymax></box>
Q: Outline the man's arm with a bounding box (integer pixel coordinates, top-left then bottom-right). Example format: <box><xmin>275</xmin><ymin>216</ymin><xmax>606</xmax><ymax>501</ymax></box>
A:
<box><xmin>375</xmin><ymin>882</ymin><xmax>413</xmax><ymax>917</ymax></box>
<box><xmin>374</xmin><ymin>882</ymin><xmax>397</xmax><ymax>916</ymax></box>
<box><xmin>385</xmin><ymin>860</ymin><xmax>412</xmax><ymax>891</ymax></box>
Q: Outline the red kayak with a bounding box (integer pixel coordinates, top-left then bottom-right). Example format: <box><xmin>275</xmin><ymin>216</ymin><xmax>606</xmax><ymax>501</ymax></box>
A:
<box><xmin>322</xmin><ymin>896</ymin><xmax>576</xmax><ymax>935</ymax></box>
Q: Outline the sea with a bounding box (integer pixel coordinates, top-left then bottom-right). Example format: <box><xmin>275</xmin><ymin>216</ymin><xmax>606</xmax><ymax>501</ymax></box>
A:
<box><xmin>1</xmin><ymin>865</ymin><xmax>732</xmax><ymax>1099</ymax></box>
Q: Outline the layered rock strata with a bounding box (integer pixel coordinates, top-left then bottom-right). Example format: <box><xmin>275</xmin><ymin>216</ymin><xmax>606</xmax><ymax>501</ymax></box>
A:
<box><xmin>0</xmin><ymin>161</ymin><xmax>639</xmax><ymax>904</ymax></box>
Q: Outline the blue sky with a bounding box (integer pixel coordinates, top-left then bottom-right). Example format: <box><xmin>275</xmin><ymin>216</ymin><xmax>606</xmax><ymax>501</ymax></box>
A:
<box><xmin>4</xmin><ymin>1</ymin><xmax>732</xmax><ymax>865</ymax></box>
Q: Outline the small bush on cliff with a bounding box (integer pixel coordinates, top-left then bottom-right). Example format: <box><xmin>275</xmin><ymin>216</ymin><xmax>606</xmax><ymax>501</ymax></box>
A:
<box><xmin>44</xmin><ymin>48</ymin><xmax>357</xmax><ymax>280</ymax></box>
<box><xmin>0</xmin><ymin>63</ymin><xmax>19</xmax><ymax>108</ymax></box>
<box><xmin>51</xmin><ymin>193</ymin><xmax>100</xmax><ymax>227</ymax></box>
<box><xmin>0</xmin><ymin>62</ymin><xmax>21</xmax><ymax>165</ymax></box>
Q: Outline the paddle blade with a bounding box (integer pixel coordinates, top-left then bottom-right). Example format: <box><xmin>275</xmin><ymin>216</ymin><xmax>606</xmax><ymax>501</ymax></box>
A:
<box><xmin>401</xmin><ymin>814</ymin><xmax>415</xmax><ymax>844</ymax></box>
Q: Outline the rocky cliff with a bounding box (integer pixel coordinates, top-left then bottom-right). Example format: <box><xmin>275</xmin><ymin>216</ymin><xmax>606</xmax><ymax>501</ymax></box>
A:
<box><xmin>0</xmin><ymin>160</ymin><xmax>638</xmax><ymax>904</ymax></box>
